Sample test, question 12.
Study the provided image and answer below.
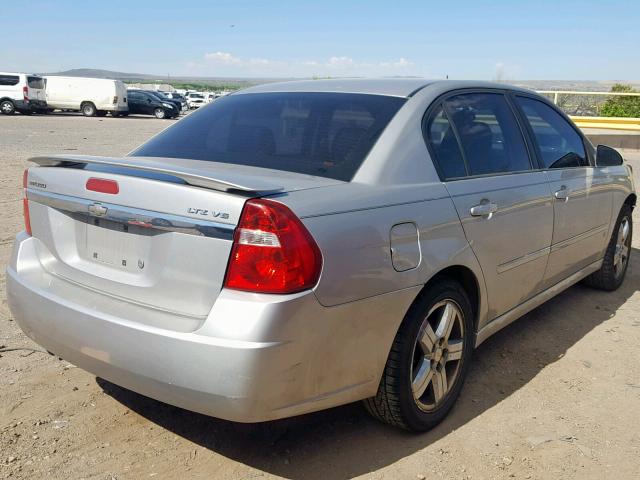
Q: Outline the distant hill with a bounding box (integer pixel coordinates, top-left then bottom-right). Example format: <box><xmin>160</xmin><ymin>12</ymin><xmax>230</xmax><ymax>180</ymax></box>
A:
<box><xmin>44</xmin><ymin>68</ymin><xmax>284</xmax><ymax>87</ymax></box>
<box><xmin>46</xmin><ymin>68</ymin><xmax>156</xmax><ymax>80</ymax></box>
<box><xmin>43</xmin><ymin>69</ymin><xmax>640</xmax><ymax>92</ymax></box>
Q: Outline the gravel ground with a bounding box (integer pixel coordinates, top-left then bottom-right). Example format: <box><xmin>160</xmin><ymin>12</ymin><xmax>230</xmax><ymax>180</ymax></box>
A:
<box><xmin>1</xmin><ymin>114</ymin><xmax>639</xmax><ymax>480</ymax></box>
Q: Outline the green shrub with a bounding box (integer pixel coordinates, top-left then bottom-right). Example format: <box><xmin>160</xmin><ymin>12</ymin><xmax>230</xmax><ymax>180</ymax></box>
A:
<box><xmin>601</xmin><ymin>84</ymin><xmax>640</xmax><ymax>118</ymax></box>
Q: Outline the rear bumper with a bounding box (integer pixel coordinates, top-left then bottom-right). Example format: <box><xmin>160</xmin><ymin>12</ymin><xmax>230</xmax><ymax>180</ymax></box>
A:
<box><xmin>7</xmin><ymin>233</ymin><xmax>417</xmax><ymax>422</ymax></box>
<box><xmin>16</xmin><ymin>99</ymin><xmax>47</xmax><ymax>111</ymax></box>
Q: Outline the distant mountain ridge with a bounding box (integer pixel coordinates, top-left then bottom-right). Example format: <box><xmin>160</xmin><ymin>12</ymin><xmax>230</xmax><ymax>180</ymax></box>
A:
<box><xmin>43</xmin><ymin>69</ymin><xmax>640</xmax><ymax>92</ymax></box>
<box><xmin>47</xmin><ymin>68</ymin><xmax>156</xmax><ymax>80</ymax></box>
<box><xmin>45</xmin><ymin>68</ymin><xmax>282</xmax><ymax>86</ymax></box>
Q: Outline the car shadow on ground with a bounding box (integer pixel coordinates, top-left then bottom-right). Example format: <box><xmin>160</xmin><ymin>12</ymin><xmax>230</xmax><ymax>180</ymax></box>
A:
<box><xmin>98</xmin><ymin>248</ymin><xmax>639</xmax><ymax>479</ymax></box>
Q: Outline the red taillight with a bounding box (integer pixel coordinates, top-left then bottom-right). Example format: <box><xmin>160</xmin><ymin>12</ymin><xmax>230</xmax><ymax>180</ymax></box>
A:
<box><xmin>224</xmin><ymin>199</ymin><xmax>322</xmax><ymax>294</ymax></box>
<box><xmin>86</xmin><ymin>178</ymin><xmax>119</xmax><ymax>194</ymax></box>
<box><xmin>23</xmin><ymin>169</ymin><xmax>31</xmax><ymax>236</ymax></box>
<box><xmin>23</xmin><ymin>86</ymin><xmax>28</xmax><ymax>102</ymax></box>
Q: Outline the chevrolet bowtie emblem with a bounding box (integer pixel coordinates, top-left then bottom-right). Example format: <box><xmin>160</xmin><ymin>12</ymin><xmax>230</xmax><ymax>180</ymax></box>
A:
<box><xmin>88</xmin><ymin>203</ymin><xmax>108</xmax><ymax>217</ymax></box>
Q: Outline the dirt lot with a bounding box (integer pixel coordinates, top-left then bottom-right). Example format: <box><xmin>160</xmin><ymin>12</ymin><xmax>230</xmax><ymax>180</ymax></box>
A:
<box><xmin>1</xmin><ymin>114</ymin><xmax>639</xmax><ymax>480</ymax></box>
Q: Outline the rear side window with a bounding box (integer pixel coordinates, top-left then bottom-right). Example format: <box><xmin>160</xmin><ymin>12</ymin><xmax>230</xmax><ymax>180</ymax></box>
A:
<box><xmin>442</xmin><ymin>93</ymin><xmax>531</xmax><ymax>176</ymax></box>
<box><xmin>425</xmin><ymin>105</ymin><xmax>467</xmax><ymax>179</ymax></box>
<box><xmin>132</xmin><ymin>92</ymin><xmax>406</xmax><ymax>181</ymax></box>
<box><xmin>27</xmin><ymin>76</ymin><xmax>44</xmax><ymax>89</ymax></box>
<box><xmin>515</xmin><ymin>96</ymin><xmax>587</xmax><ymax>169</ymax></box>
<box><xmin>0</xmin><ymin>75</ymin><xmax>19</xmax><ymax>86</ymax></box>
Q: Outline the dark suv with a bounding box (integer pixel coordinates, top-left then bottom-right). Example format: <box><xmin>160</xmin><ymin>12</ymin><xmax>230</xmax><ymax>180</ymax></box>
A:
<box><xmin>126</xmin><ymin>90</ymin><xmax>178</xmax><ymax>119</ymax></box>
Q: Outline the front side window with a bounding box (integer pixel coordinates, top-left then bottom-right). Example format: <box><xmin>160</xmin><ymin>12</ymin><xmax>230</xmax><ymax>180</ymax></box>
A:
<box><xmin>515</xmin><ymin>96</ymin><xmax>587</xmax><ymax>169</ymax></box>
<box><xmin>442</xmin><ymin>93</ymin><xmax>531</xmax><ymax>176</ymax></box>
<box><xmin>132</xmin><ymin>92</ymin><xmax>406</xmax><ymax>181</ymax></box>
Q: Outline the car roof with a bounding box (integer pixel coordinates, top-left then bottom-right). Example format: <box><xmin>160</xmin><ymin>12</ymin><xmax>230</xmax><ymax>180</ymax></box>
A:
<box><xmin>0</xmin><ymin>72</ymin><xmax>40</xmax><ymax>77</ymax></box>
<box><xmin>236</xmin><ymin>78</ymin><xmax>535</xmax><ymax>98</ymax></box>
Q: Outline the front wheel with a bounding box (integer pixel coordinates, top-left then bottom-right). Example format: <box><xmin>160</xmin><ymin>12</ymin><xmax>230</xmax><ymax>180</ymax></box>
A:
<box><xmin>0</xmin><ymin>100</ymin><xmax>15</xmax><ymax>115</ymax></box>
<box><xmin>154</xmin><ymin>108</ymin><xmax>166</xmax><ymax>119</ymax></box>
<box><xmin>584</xmin><ymin>204</ymin><xmax>633</xmax><ymax>291</ymax></box>
<box><xmin>364</xmin><ymin>278</ymin><xmax>474</xmax><ymax>431</ymax></box>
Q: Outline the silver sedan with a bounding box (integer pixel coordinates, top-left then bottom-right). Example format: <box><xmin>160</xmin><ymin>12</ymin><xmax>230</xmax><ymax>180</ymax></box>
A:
<box><xmin>7</xmin><ymin>79</ymin><xmax>635</xmax><ymax>431</ymax></box>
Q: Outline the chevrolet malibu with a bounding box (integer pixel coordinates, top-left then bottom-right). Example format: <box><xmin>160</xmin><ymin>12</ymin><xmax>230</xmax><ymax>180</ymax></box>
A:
<box><xmin>7</xmin><ymin>79</ymin><xmax>635</xmax><ymax>431</ymax></box>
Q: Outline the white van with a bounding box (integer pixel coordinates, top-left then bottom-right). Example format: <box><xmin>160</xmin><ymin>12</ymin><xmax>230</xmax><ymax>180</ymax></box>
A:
<box><xmin>44</xmin><ymin>76</ymin><xmax>129</xmax><ymax>116</ymax></box>
<box><xmin>0</xmin><ymin>72</ymin><xmax>47</xmax><ymax>115</ymax></box>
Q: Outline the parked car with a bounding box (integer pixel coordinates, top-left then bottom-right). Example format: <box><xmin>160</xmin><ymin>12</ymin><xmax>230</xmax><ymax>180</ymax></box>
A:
<box><xmin>159</xmin><ymin>91</ymin><xmax>188</xmax><ymax>103</ymax></box>
<box><xmin>8</xmin><ymin>80</ymin><xmax>635</xmax><ymax>432</ymax></box>
<box><xmin>126</xmin><ymin>90</ymin><xmax>178</xmax><ymax>119</ymax></box>
<box><xmin>0</xmin><ymin>72</ymin><xmax>47</xmax><ymax>115</ymax></box>
<box><xmin>186</xmin><ymin>92</ymin><xmax>205</xmax><ymax>109</ymax></box>
<box><xmin>172</xmin><ymin>93</ymin><xmax>189</xmax><ymax>113</ymax></box>
<box><xmin>147</xmin><ymin>91</ymin><xmax>188</xmax><ymax>113</ymax></box>
<box><xmin>130</xmin><ymin>90</ymin><xmax>183</xmax><ymax>115</ymax></box>
<box><xmin>44</xmin><ymin>76</ymin><xmax>128</xmax><ymax>117</ymax></box>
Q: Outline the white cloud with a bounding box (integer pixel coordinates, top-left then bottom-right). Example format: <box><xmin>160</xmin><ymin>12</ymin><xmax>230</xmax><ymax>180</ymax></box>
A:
<box><xmin>247</xmin><ymin>58</ymin><xmax>271</xmax><ymax>65</ymax></box>
<box><xmin>379</xmin><ymin>57</ymin><xmax>414</xmax><ymax>68</ymax></box>
<box><xmin>327</xmin><ymin>56</ymin><xmax>355</xmax><ymax>67</ymax></box>
<box><xmin>190</xmin><ymin>52</ymin><xmax>422</xmax><ymax>77</ymax></box>
<box><xmin>204</xmin><ymin>51</ymin><xmax>241</xmax><ymax>64</ymax></box>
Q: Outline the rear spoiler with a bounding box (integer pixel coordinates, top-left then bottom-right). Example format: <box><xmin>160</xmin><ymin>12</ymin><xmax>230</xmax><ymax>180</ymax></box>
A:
<box><xmin>29</xmin><ymin>155</ymin><xmax>285</xmax><ymax>194</ymax></box>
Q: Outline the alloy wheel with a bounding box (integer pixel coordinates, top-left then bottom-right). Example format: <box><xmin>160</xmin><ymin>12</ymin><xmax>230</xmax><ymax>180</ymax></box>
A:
<box><xmin>411</xmin><ymin>299</ymin><xmax>465</xmax><ymax>411</ymax></box>
<box><xmin>1</xmin><ymin>101</ymin><xmax>14</xmax><ymax>114</ymax></box>
<box><xmin>614</xmin><ymin>216</ymin><xmax>631</xmax><ymax>279</ymax></box>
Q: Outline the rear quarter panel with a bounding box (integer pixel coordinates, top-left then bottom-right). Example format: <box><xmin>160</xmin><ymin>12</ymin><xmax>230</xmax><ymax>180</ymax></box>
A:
<box><xmin>603</xmin><ymin>163</ymin><xmax>636</xmax><ymax>239</ymax></box>
<box><xmin>279</xmin><ymin>182</ymin><xmax>486</xmax><ymax>319</ymax></box>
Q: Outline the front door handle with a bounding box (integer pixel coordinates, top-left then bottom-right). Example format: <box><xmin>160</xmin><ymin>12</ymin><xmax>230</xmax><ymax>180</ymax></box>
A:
<box><xmin>554</xmin><ymin>186</ymin><xmax>570</xmax><ymax>201</ymax></box>
<box><xmin>470</xmin><ymin>201</ymin><xmax>498</xmax><ymax>218</ymax></box>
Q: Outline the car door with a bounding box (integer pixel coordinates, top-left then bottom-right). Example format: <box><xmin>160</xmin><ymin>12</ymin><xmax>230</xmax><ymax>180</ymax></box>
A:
<box><xmin>513</xmin><ymin>95</ymin><xmax>612</xmax><ymax>287</ymax></box>
<box><xmin>127</xmin><ymin>92</ymin><xmax>141</xmax><ymax>114</ymax></box>
<box><xmin>425</xmin><ymin>91</ymin><xmax>554</xmax><ymax>320</ymax></box>
<box><xmin>141</xmin><ymin>94</ymin><xmax>155</xmax><ymax>114</ymax></box>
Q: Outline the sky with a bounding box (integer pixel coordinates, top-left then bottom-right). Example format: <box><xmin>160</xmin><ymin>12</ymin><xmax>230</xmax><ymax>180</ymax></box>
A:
<box><xmin>1</xmin><ymin>0</ymin><xmax>639</xmax><ymax>80</ymax></box>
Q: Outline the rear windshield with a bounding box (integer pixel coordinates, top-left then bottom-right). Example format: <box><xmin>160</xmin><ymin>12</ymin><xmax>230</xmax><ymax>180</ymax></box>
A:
<box><xmin>132</xmin><ymin>92</ymin><xmax>406</xmax><ymax>181</ymax></box>
<box><xmin>27</xmin><ymin>76</ymin><xmax>45</xmax><ymax>89</ymax></box>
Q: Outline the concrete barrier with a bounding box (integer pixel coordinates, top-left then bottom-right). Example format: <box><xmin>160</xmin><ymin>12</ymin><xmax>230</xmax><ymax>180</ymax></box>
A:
<box><xmin>585</xmin><ymin>133</ymin><xmax>640</xmax><ymax>150</ymax></box>
<box><xmin>571</xmin><ymin>116</ymin><xmax>640</xmax><ymax>132</ymax></box>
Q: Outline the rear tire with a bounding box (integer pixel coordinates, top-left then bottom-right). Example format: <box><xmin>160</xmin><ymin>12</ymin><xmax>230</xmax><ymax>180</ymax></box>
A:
<box><xmin>584</xmin><ymin>204</ymin><xmax>632</xmax><ymax>291</ymax></box>
<box><xmin>81</xmin><ymin>102</ymin><xmax>97</xmax><ymax>117</ymax></box>
<box><xmin>1</xmin><ymin>100</ymin><xmax>15</xmax><ymax>115</ymax></box>
<box><xmin>364</xmin><ymin>278</ymin><xmax>474</xmax><ymax>431</ymax></box>
<box><xmin>154</xmin><ymin>108</ymin><xmax>166</xmax><ymax>119</ymax></box>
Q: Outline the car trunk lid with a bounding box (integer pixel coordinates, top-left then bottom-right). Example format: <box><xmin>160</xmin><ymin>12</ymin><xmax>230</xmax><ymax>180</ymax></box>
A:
<box><xmin>25</xmin><ymin>155</ymin><xmax>341</xmax><ymax>322</ymax></box>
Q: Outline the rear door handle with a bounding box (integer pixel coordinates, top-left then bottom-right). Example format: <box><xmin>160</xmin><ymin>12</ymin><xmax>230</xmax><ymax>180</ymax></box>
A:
<box><xmin>554</xmin><ymin>186</ymin><xmax>570</xmax><ymax>201</ymax></box>
<box><xmin>470</xmin><ymin>202</ymin><xmax>498</xmax><ymax>218</ymax></box>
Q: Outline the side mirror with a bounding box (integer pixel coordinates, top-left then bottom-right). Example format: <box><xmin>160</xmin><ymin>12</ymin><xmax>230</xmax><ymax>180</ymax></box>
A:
<box><xmin>596</xmin><ymin>145</ymin><xmax>623</xmax><ymax>167</ymax></box>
